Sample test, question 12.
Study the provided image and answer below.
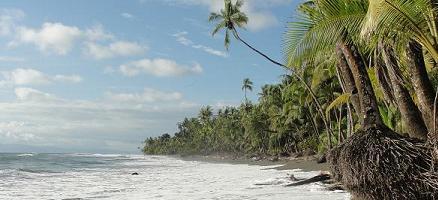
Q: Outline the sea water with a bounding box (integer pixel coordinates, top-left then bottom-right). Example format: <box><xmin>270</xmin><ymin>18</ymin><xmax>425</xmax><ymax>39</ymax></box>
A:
<box><xmin>0</xmin><ymin>153</ymin><xmax>349</xmax><ymax>200</ymax></box>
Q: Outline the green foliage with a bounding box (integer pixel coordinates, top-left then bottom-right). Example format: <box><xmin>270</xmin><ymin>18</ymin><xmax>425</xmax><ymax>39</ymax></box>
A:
<box><xmin>143</xmin><ymin>70</ymin><xmax>347</xmax><ymax>156</ymax></box>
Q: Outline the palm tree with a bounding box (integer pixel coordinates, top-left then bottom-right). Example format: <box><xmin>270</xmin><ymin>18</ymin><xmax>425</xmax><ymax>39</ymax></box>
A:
<box><xmin>199</xmin><ymin>106</ymin><xmax>213</xmax><ymax>125</ymax></box>
<box><xmin>362</xmin><ymin>0</ymin><xmax>438</xmax><ymax>135</ymax></box>
<box><xmin>284</xmin><ymin>0</ymin><xmax>385</xmax><ymax>130</ymax></box>
<box><xmin>242</xmin><ymin>78</ymin><xmax>253</xmax><ymax>102</ymax></box>
<box><xmin>209</xmin><ymin>0</ymin><xmax>334</xmax><ymax>140</ymax></box>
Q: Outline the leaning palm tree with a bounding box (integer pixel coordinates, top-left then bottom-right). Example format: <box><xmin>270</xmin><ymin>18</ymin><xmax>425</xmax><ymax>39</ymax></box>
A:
<box><xmin>209</xmin><ymin>0</ymin><xmax>334</xmax><ymax>139</ymax></box>
<box><xmin>242</xmin><ymin>78</ymin><xmax>253</xmax><ymax>102</ymax></box>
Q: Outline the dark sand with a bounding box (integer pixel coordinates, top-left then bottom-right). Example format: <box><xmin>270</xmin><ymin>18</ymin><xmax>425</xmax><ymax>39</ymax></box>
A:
<box><xmin>177</xmin><ymin>154</ymin><xmax>329</xmax><ymax>172</ymax></box>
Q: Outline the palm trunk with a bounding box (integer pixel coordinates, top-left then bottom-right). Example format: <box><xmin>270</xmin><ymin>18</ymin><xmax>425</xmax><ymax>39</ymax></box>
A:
<box><xmin>375</xmin><ymin>58</ymin><xmax>395</xmax><ymax>106</ymax></box>
<box><xmin>336</xmin><ymin>63</ymin><xmax>354</xmax><ymax>137</ymax></box>
<box><xmin>339</xmin><ymin>41</ymin><xmax>383</xmax><ymax>129</ymax></box>
<box><xmin>336</xmin><ymin>43</ymin><xmax>361</xmax><ymax>119</ymax></box>
<box><xmin>406</xmin><ymin>40</ymin><xmax>437</xmax><ymax>136</ymax></box>
<box><xmin>232</xmin><ymin>28</ymin><xmax>334</xmax><ymax>143</ymax></box>
<box><xmin>380</xmin><ymin>42</ymin><xmax>428</xmax><ymax>140</ymax></box>
<box><xmin>338</xmin><ymin>106</ymin><xmax>344</xmax><ymax>143</ymax></box>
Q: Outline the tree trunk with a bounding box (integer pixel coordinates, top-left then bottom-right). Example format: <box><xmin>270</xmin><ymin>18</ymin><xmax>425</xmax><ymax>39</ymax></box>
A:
<box><xmin>335</xmin><ymin>62</ymin><xmax>354</xmax><ymax>137</ymax></box>
<box><xmin>375</xmin><ymin>58</ymin><xmax>395</xmax><ymax>106</ymax></box>
<box><xmin>380</xmin><ymin>42</ymin><xmax>428</xmax><ymax>140</ymax></box>
<box><xmin>406</xmin><ymin>40</ymin><xmax>437</xmax><ymax>136</ymax></box>
<box><xmin>336</xmin><ymin>43</ymin><xmax>362</xmax><ymax>121</ymax></box>
<box><xmin>339</xmin><ymin>41</ymin><xmax>383</xmax><ymax>129</ymax></box>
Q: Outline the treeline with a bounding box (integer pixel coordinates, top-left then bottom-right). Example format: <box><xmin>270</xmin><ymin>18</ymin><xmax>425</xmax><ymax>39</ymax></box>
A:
<box><xmin>144</xmin><ymin>73</ymin><xmax>351</xmax><ymax>156</ymax></box>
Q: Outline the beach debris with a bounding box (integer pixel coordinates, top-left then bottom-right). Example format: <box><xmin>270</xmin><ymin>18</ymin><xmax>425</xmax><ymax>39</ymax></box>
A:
<box><xmin>285</xmin><ymin>173</ymin><xmax>331</xmax><ymax>187</ymax></box>
<box><xmin>254</xmin><ymin>178</ymin><xmax>286</xmax><ymax>186</ymax></box>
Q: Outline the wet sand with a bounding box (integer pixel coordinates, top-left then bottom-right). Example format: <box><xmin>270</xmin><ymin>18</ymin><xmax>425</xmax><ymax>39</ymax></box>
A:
<box><xmin>177</xmin><ymin>154</ymin><xmax>329</xmax><ymax>172</ymax></box>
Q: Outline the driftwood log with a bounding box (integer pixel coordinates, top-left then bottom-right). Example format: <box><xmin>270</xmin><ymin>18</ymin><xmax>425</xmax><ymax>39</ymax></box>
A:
<box><xmin>285</xmin><ymin>174</ymin><xmax>331</xmax><ymax>187</ymax></box>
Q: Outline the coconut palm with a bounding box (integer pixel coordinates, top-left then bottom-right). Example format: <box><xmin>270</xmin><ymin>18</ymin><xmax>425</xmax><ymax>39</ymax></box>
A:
<box><xmin>284</xmin><ymin>0</ymin><xmax>386</xmax><ymax>129</ymax></box>
<box><xmin>242</xmin><ymin>78</ymin><xmax>253</xmax><ymax>102</ymax></box>
<box><xmin>209</xmin><ymin>0</ymin><xmax>282</xmax><ymax>66</ymax></box>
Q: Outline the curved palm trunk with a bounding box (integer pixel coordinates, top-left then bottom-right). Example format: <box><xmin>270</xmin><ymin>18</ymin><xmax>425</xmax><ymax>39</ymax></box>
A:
<box><xmin>406</xmin><ymin>40</ymin><xmax>437</xmax><ymax>136</ymax></box>
<box><xmin>339</xmin><ymin>41</ymin><xmax>383</xmax><ymax>129</ymax></box>
<box><xmin>375</xmin><ymin>58</ymin><xmax>396</xmax><ymax>106</ymax></box>
<box><xmin>380</xmin><ymin>42</ymin><xmax>428</xmax><ymax>140</ymax></box>
<box><xmin>335</xmin><ymin>60</ymin><xmax>354</xmax><ymax>137</ymax></box>
<box><xmin>336</xmin><ymin>43</ymin><xmax>362</xmax><ymax>119</ymax></box>
<box><xmin>231</xmin><ymin>28</ymin><xmax>334</xmax><ymax>147</ymax></box>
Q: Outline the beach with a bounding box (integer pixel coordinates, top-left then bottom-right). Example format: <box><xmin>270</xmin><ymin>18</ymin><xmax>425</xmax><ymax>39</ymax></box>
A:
<box><xmin>0</xmin><ymin>153</ymin><xmax>349</xmax><ymax>200</ymax></box>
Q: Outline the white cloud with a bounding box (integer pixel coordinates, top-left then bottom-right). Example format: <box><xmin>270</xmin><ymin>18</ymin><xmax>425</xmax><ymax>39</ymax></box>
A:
<box><xmin>108</xmin><ymin>88</ymin><xmax>183</xmax><ymax>103</ymax></box>
<box><xmin>121</xmin><ymin>12</ymin><xmax>134</xmax><ymax>19</ymax></box>
<box><xmin>85</xmin><ymin>41</ymin><xmax>146</xmax><ymax>59</ymax></box>
<box><xmin>0</xmin><ymin>68</ymin><xmax>82</xmax><ymax>87</ymax></box>
<box><xmin>0</xmin><ymin>9</ymin><xmax>24</xmax><ymax>36</ymax></box>
<box><xmin>15</xmin><ymin>87</ymin><xmax>58</xmax><ymax>102</ymax></box>
<box><xmin>172</xmin><ymin>31</ymin><xmax>193</xmax><ymax>45</ymax></box>
<box><xmin>9</xmin><ymin>21</ymin><xmax>144</xmax><ymax>59</ymax></box>
<box><xmin>120</xmin><ymin>58</ymin><xmax>203</xmax><ymax>77</ymax></box>
<box><xmin>0</xmin><ymin>87</ymin><xmax>199</xmax><ymax>152</ymax></box>
<box><xmin>85</xmin><ymin>24</ymin><xmax>115</xmax><ymax>41</ymax></box>
<box><xmin>172</xmin><ymin>31</ymin><xmax>227</xmax><ymax>57</ymax></box>
<box><xmin>53</xmin><ymin>74</ymin><xmax>83</xmax><ymax>83</ymax></box>
<box><xmin>0</xmin><ymin>121</ymin><xmax>37</xmax><ymax>143</ymax></box>
<box><xmin>0</xmin><ymin>56</ymin><xmax>25</xmax><ymax>62</ymax></box>
<box><xmin>2</xmin><ymin>68</ymin><xmax>50</xmax><ymax>86</ymax></box>
<box><xmin>12</xmin><ymin>22</ymin><xmax>82</xmax><ymax>55</ymax></box>
<box><xmin>192</xmin><ymin>44</ymin><xmax>227</xmax><ymax>57</ymax></box>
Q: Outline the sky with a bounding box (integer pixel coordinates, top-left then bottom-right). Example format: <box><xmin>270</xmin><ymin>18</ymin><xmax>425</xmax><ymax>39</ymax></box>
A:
<box><xmin>0</xmin><ymin>0</ymin><xmax>299</xmax><ymax>153</ymax></box>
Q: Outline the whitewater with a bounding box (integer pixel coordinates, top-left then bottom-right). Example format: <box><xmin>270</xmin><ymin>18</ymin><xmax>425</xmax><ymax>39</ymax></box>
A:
<box><xmin>0</xmin><ymin>153</ymin><xmax>349</xmax><ymax>200</ymax></box>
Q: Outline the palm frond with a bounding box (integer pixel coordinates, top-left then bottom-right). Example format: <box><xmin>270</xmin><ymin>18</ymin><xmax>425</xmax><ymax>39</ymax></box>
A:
<box><xmin>362</xmin><ymin>0</ymin><xmax>438</xmax><ymax>60</ymax></box>
<box><xmin>209</xmin><ymin>12</ymin><xmax>223</xmax><ymax>22</ymax></box>
<box><xmin>325</xmin><ymin>93</ymin><xmax>351</xmax><ymax>118</ymax></box>
<box><xmin>283</xmin><ymin>0</ymin><xmax>368</xmax><ymax>67</ymax></box>
<box><xmin>212</xmin><ymin>21</ymin><xmax>226</xmax><ymax>36</ymax></box>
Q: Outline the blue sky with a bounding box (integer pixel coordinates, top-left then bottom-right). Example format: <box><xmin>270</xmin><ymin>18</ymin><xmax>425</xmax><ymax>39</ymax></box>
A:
<box><xmin>0</xmin><ymin>0</ymin><xmax>299</xmax><ymax>153</ymax></box>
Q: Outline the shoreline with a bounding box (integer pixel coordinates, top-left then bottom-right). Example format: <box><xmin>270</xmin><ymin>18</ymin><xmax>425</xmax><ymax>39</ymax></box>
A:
<box><xmin>174</xmin><ymin>154</ymin><xmax>330</xmax><ymax>172</ymax></box>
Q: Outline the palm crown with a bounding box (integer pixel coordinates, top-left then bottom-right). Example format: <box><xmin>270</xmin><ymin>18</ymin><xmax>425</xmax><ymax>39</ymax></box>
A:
<box><xmin>209</xmin><ymin>0</ymin><xmax>248</xmax><ymax>50</ymax></box>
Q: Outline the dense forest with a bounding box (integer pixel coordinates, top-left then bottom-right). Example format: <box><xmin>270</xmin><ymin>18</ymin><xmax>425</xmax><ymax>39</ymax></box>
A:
<box><xmin>143</xmin><ymin>0</ymin><xmax>438</xmax><ymax>199</ymax></box>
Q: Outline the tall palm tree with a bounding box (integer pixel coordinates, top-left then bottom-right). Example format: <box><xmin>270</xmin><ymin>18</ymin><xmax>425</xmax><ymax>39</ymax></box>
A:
<box><xmin>242</xmin><ymin>78</ymin><xmax>253</xmax><ymax>102</ymax></box>
<box><xmin>209</xmin><ymin>0</ymin><xmax>334</xmax><ymax>139</ymax></box>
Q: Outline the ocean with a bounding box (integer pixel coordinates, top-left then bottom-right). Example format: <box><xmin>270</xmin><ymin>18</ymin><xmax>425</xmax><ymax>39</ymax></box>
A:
<box><xmin>0</xmin><ymin>153</ymin><xmax>349</xmax><ymax>200</ymax></box>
